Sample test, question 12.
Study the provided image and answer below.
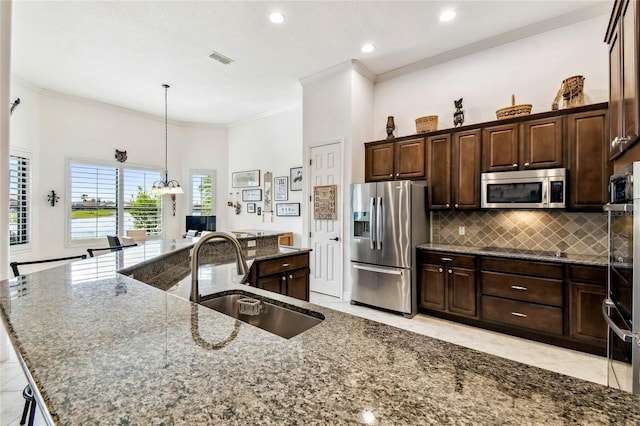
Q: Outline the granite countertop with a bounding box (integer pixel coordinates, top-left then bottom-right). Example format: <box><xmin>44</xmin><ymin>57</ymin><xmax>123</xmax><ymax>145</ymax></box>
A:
<box><xmin>417</xmin><ymin>242</ymin><xmax>608</xmax><ymax>267</ymax></box>
<box><xmin>2</xmin><ymin>241</ymin><xmax>638</xmax><ymax>424</ymax></box>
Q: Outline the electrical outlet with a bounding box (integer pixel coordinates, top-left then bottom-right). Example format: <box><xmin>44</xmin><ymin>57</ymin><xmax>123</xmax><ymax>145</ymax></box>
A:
<box><xmin>247</xmin><ymin>240</ymin><xmax>256</xmax><ymax>247</ymax></box>
<box><xmin>458</xmin><ymin>226</ymin><xmax>465</xmax><ymax>236</ymax></box>
<box><xmin>247</xmin><ymin>249</ymin><xmax>256</xmax><ymax>257</ymax></box>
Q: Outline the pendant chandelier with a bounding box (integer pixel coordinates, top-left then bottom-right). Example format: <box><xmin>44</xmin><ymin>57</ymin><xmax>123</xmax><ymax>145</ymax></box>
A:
<box><xmin>152</xmin><ymin>84</ymin><xmax>183</xmax><ymax>214</ymax></box>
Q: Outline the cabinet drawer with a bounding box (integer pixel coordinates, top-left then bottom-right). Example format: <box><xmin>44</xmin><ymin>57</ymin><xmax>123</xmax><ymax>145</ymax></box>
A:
<box><xmin>569</xmin><ymin>265</ymin><xmax>606</xmax><ymax>285</ymax></box>
<box><xmin>480</xmin><ymin>257</ymin><xmax>563</xmax><ymax>279</ymax></box>
<box><xmin>481</xmin><ymin>296</ymin><xmax>562</xmax><ymax>335</ymax></box>
<box><xmin>481</xmin><ymin>271</ymin><xmax>563</xmax><ymax>307</ymax></box>
<box><xmin>257</xmin><ymin>254</ymin><xmax>309</xmax><ymax>277</ymax></box>
<box><xmin>418</xmin><ymin>251</ymin><xmax>476</xmax><ymax>268</ymax></box>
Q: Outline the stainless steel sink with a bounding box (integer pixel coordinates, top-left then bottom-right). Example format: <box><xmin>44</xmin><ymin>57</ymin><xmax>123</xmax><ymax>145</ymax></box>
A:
<box><xmin>200</xmin><ymin>291</ymin><xmax>324</xmax><ymax>339</ymax></box>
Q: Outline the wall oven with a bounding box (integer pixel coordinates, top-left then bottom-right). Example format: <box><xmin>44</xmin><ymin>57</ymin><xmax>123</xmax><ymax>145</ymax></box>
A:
<box><xmin>480</xmin><ymin>168</ymin><xmax>566</xmax><ymax>209</ymax></box>
<box><xmin>603</xmin><ymin>162</ymin><xmax>640</xmax><ymax>394</ymax></box>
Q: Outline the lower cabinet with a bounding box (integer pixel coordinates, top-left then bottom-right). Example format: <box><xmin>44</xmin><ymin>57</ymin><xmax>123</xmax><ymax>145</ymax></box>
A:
<box><xmin>418</xmin><ymin>251</ymin><xmax>477</xmax><ymax>318</ymax></box>
<box><xmin>248</xmin><ymin>253</ymin><xmax>310</xmax><ymax>301</ymax></box>
<box><xmin>417</xmin><ymin>249</ymin><xmax>607</xmax><ymax>355</ymax></box>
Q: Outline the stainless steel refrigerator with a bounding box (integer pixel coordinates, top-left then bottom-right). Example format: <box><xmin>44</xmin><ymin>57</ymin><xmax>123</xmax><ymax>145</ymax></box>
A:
<box><xmin>350</xmin><ymin>180</ymin><xmax>427</xmax><ymax>318</ymax></box>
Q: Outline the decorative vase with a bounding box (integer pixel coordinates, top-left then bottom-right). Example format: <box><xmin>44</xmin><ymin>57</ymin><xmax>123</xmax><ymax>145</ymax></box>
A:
<box><xmin>386</xmin><ymin>116</ymin><xmax>395</xmax><ymax>139</ymax></box>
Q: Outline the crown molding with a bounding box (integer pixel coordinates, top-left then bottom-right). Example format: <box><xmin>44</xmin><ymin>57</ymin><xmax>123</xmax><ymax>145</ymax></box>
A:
<box><xmin>300</xmin><ymin>59</ymin><xmax>375</xmax><ymax>86</ymax></box>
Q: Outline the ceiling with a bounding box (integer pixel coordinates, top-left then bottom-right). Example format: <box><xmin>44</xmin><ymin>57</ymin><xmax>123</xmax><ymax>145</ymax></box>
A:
<box><xmin>10</xmin><ymin>1</ymin><xmax>612</xmax><ymax>125</ymax></box>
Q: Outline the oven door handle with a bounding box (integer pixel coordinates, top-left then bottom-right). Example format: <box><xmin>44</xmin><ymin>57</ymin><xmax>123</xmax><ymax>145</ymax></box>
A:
<box><xmin>602</xmin><ymin>299</ymin><xmax>636</xmax><ymax>342</ymax></box>
<box><xmin>603</xmin><ymin>203</ymin><xmax>634</xmax><ymax>212</ymax></box>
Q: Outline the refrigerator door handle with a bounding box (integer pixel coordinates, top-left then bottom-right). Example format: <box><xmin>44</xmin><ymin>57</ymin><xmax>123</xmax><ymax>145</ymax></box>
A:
<box><xmin>369</xmin><ymin>197</ymin><xmax>376</xmax><ymax>250</ymax></box>
<box><xmin>352</xmin><ymin>264</ymin><xmax>403</xmax><ymax>276</ymax></box>
<box><xmin>376</xmin><ymin>196</ymin><xmax>383</xmax><ymax>250</ymax></box>
<box><xmin>602</xmin><ymin>299</ymin><xmax>636</xmax><ymax>342</ymax></box>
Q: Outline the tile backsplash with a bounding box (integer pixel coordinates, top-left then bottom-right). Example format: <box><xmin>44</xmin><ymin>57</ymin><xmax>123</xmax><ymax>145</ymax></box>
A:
<box><xmin>432</xmin><ymin>210</ymin><xmax>607</xmax><ymax>257</ymax></box>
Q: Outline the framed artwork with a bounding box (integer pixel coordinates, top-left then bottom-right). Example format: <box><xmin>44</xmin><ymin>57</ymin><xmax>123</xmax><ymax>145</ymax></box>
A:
<box><xmin>264</xmin><ymin>171</ymin><xmax>273</xmax><ymax>212</ymax></box>
<box><xmin>290</xmin><ymin>167</ymin><xmax>303</xmax><ymax>191</ymax></box>
<box><xmin>276</xmin><ymin>203</ymin><xmax>300</xmax><ymax>217</ymax></box>
<box><xmin>246</xmin><ymin>203</ymin><xmax>256</xmax><ymax>213</ymax></box>
<box><xmin>274</xmin><ymin>176</ymin><xmax>288</xmax><ymax>201</ymax></box>
<box><xmin>313</xmin><ymin>185</ymin><xmax>337</xmax><ymax>220</ymax></box>
<box><xmin>242</xmin><ymin>189</ymin><xmax>262</xmax><ymax>201</ymax></box>
<box><xmin>232</xmin><ymin>170</ymin><xmax>260</xmax><ymax>188</ymax></box>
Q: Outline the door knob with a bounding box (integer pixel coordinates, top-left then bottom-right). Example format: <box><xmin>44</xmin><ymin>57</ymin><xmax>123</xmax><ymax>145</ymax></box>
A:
<box><xmin>330</xmin><ymin>237</ymin><xmax>340</xmax><ymax>241</ymax></box>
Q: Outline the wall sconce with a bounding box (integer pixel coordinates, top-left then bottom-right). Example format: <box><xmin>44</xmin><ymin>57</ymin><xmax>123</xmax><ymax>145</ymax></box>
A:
<box><xmin>47</xmin><ymin>190</ymin><xmax>60</xmax><ymax>206</ymax></box>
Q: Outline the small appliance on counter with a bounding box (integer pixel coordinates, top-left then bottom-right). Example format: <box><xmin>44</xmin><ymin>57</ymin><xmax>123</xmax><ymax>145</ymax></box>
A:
<box><xmin>349</xmin><ymin>180</ymin><xmax>427</xmax><ymax>318</ymax></box>
<box><xmin>603</xmin><ymin>162</ymin><xmax>640</xmax><ymax>394</ymax></box>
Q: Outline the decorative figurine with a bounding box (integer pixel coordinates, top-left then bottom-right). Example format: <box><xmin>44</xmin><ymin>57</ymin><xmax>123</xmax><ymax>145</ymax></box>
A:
<box><xmin>386</xmin><ymin>116</ymin><xmax>395</xmax><ymax>139</ymax></box>
<box><xmin>453</xmin><ymin>98</ymin><xmax>464</xmax><ymax>127</ymax></box>
<box><xmin>115</xmin><ymin>149</ymin><xmax>128</xmax><ymax>163</ymax></box>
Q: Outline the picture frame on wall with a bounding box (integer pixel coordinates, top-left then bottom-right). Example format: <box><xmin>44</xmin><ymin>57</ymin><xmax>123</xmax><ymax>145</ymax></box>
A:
<box><xmin>274</xmin><ymin>176</ymin><xmax>288</xmax><ymax>201</ymax></box>
<box><xmin>276</xmin><ymin>203</ymin><xmax>300</xmax><ymax>217</ymax></box>
<box><xmin>232</xmin><ymin>170</ymin><xmax>260</xmax><ymax>188</ymax></box>
<box><xmin>242</xmin><ymin>189</ymin><xmax>262</xmax><ymax>201</ymax></box>
<box><xmin>246</xmin><ymin>203</ymin><xmax>256</xmax><ymax>213</ymax></box>
<box><xmin>290</xmin><ymin>167</ymin><xmax>303</xmax><ymax>191</ymax></box>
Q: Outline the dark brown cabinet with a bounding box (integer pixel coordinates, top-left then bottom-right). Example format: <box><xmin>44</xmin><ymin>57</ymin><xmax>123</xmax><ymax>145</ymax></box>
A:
<box><xmin>566</xmin><ymin>108</ymin><xmax>610</xmax><ymax>210</ymax></box>
<box><xmin>568</xmin><ymin>265</ymin><xmax>607</xmax><ymax>349</ymax></box>
<box><xmin>365</xmin><ymin>137</ymin><xmax>425</xmax><ymax>182</ymax></box>
<box><xmin>417</xmin><ymin>248</ymin><xmax>607</xmax><ymax>355</ymax></box>
<box><xmin>418</xmin><ymin>251</ymin><xmax>477</xmax><ymax>318</ymax></box>
<box><xmin>480</xmin><ymin>257</ymin><xmax>563</xmax><ymax>336</ymax></box>
<box><xmin>482</xmin><ymin>117</ymin><xmax>563</xmax><ymax>172</ymax></box>
<box><xmin>248</xmin><ymin>252</ymin><xmax>310</xmax><ymax>301</ymax></box>
<box><xmin>607</xmin><ymin>0</ymin><xmax>640</xmax><ymax>158</ymax></box>
<box><xmin>427</xmin><ymin>129</ymin><xmax>481</xmax><ymax>210</ymax></box>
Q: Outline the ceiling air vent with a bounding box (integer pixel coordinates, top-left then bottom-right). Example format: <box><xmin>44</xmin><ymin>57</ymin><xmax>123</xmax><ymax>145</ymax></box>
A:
<box><xmin>208</xmin><ymin>51</ymin><xmax>234</xmax><ymax>65</ymax></box>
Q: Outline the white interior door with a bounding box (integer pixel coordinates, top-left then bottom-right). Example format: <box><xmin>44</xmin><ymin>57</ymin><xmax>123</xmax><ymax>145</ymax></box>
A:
<box><xmin>309</xmin><ymin>142</ymin><xmax>342</xmax><ymax>297</ymax></box>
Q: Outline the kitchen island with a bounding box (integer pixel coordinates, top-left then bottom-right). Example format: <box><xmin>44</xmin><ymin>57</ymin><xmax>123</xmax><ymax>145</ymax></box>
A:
<box><xmin>1</xmin><ymin>239</ymin><xmax>639</xmax><ymax>424</ymax></box>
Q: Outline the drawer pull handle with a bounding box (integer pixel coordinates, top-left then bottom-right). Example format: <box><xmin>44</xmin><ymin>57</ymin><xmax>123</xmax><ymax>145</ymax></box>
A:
<box><xmin>282</xmin><ymin>263</ymin><xmax>290</xmax><ymax>268</ymax></box>
<box><xmin>511</xmin><ymin>312</ymin><xmax>527</xmax><ymax>318</ymax></box>
<box><xmin>448</xmin><ymin>269</ymin><xmax>452</xmax><ymax>274</ymax></box>
<box><xmin>511</xmin><ymin>285</ymin><xmax>527</xmax><ymax>291</ymax></box>
<box><xmin>438</xmin><ymin>268</ymin><xmax>443</xmax><ymax>273</ymax></box>
<box><xmin>441</xmin><ymin>257</ymin><xmax>452</xmax><ymax>262</ymax></box>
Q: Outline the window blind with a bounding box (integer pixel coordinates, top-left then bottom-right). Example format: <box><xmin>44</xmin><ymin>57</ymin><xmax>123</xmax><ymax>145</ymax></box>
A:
<box><xmin>191</xmin><ymin>172</ymin><xmax>214</xmax><ymax>215</ymax></box>
<box><xmin>9</xmin><ymin>155</ymin><xmax>29</xmax><ymax>246</ymax></box>
<box><xmin>123</xmin><ymin>168</ymin><xmax>162</xmax><ymax>236</ymax></box>
<box><xmin>70</xmin><ymin>164</ymin><xmax>118</xmax><ymax>240</ymax></box>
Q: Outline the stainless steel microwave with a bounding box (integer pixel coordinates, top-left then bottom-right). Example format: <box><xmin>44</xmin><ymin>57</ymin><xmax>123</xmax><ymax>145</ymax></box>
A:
<box><xmin>481</xmin><ymin>168</ymin><xmax>566</xmax><ymax>209</ymax></box>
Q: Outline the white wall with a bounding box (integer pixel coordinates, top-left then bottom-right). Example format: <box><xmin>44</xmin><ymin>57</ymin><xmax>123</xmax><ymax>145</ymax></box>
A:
<box><xmin>1</xmin><ymin>1</ymin><xmax>11</xmax><ymax>281</ymax></box>
<box><xmin>9</xmin><ymin>82</ymin><xmax>229</xmax><ymax>262</ymax></box>
<box><xmin>227</xmin><ymin>104</ymin><xmax>304</xmax><ymax>244</ymax></box>
<box><xmin>372</xmin><ymin>14</ymin><xmax>610</xmax><ymax>140</ymax></box>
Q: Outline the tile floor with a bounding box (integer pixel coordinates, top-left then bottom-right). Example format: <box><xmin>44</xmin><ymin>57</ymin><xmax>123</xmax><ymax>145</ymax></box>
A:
<box><xmin>0</xmin><ymin>292</ymin><xmax>608</xmax><ymax>426</ymax></box>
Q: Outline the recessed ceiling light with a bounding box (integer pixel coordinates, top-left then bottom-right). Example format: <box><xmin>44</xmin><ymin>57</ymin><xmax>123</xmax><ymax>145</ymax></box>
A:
<box><xmin>439</xmin><ymin>9</ymin><xmax>456</xmax><ymax>22</ymax></box>
<box><xmin>269</xmin><ymin>12</ymin><xmax>285</xmax><ymax>24</ymax></box>
<box><xmin>361</xmin><ymin>43</ymin><xmax>375</xmax><ymax>53</ymax></box>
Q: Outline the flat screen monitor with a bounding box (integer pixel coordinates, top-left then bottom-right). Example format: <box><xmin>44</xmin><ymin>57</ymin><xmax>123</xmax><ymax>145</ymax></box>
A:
<box><xmin>186</xmin><ymin>215</ymin><xmax>216</xmax><ymax>232</ymax></box>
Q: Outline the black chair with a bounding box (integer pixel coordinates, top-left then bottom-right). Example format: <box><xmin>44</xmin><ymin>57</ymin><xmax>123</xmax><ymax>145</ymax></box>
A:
<box><xmin>20</xmin><ymin>385</ymin><xmax>36</xmax><ymax>426</ymax></box>
<box><xmin>10</xmin><ymin>254</ymin><xmax>88</xmax><ymax>278</ymax></box>
<box><xmin>87</xmin><ymin>243</ymin><xmax>138</xmax><ymax>258</ymax></box>
<box><xmin>107</xmin><ymin>235</ymin><xmax>121</xmax><ymax>252</ymax></box>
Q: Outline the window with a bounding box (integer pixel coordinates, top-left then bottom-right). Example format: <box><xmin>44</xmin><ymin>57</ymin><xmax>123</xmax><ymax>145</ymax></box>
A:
<box><xmin>190</xmin><ymin>170</ymin><xmax>215</xmax><ymax>215</ymax></box>
<box><xmin>69</xmin><ymin>161</ymin><xmax>162</xmax><ymax>242</ymax></box>
<box><xmin>9</xmin><ymin>153</ymin><xmax>30</xmax><ymax>246</ymax></box>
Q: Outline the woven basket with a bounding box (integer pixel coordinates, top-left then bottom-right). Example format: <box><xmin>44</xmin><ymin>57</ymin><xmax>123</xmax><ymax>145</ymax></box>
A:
<box><xmin>496</xmin><ymin>95</ymin><xmax>532</xmax><ymax>120</ymax></box>
<box><xmin>562</xmin><ymin>75</ymin><xmax>585</xmax><ymax>99</ymax></box>
<box><xmin>415</xmin><ymin>115</ymin><xmax>438</xmax><ymax>133</ymax></box>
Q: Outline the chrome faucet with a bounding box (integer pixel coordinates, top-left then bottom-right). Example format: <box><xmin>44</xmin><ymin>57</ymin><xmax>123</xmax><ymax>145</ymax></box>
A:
<box><xmin>190</xmin><ymin>231</ymin><xmax>249</xmax><ymax>303</ymax></box>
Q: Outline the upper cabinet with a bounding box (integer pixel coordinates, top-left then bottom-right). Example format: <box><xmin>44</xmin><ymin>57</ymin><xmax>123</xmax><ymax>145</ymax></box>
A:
<box><xmin>482</xmin><ymin>117</ymin><xmax>563</xmax><ymax>172</ymax></box>
<box><xmin>607</xmin><ymin>0</ymin><xmax>639</xmax><ymax>159</ymax></box>
<box><xmin>426</xmin><ymin>129</ymin><xmax>481</xmax><ymax>210</ymax></box>
<box><xmin>566</xmin><ymin>108</ymin><xmax>610</xmax><ymax>210</ymax></box>
<box><xmin>365</xmin><ymin>137</ymin><xmax>425</xmax><ymax>182</ymax></box>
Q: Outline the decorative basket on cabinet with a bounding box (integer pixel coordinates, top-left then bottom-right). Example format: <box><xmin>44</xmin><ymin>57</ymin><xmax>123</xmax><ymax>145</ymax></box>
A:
<box><xmin>496</xmin><ymin>95</ymin><xmax>532</xmax><ymax>120</ymax></box>
<box><xmin>415</xmin><ymin>115</ymin><xmax>438</xmax><ymax>133</ymax></box>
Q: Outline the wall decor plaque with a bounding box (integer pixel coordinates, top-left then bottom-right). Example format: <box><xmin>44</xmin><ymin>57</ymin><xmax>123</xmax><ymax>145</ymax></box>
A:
<box><xmin>264</xmin><ymin>171</ymin><xmax>273</xmax><ymax>212</ymax></box>
<box><xmin>232</xmin><ymin>170</ymin><xmax>260</xmax><ymax>188</ymax></box>
<box><xmin>242</xmin><ymin>189</ymin><xmax>262</xmax><ymax>201</ymax></box>
<box><xmin>274</xmin><ymin>176</ymin><xmax>288</xmax><ymax>201</ymax></box>
<box><xmin>290</xmin><ymin>167</ymin><xmax>303</xmax><ymax>191</ymax></box>
<box><xmin>313</xmin><ymin>185</ymin><xmax>337</xmax><ymax>220</ymax></box>
<box><xmin>276</xmin><ymin>203</ymin><xmax>300</xmax><ymax>217</ymax></box>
